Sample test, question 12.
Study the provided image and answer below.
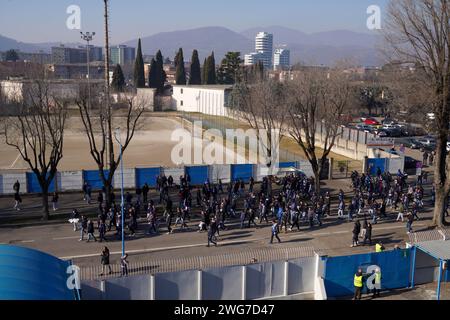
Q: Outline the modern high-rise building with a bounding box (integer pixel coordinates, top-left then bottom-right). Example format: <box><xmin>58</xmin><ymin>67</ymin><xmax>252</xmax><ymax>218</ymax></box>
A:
<box><xmin>244</xmin><ymin>32</ymin><xmax>273</xmax><ymax>69</ymax></box>
<box><xmin>273</xmin><ymin>48</ymin><xmax>290</xmax><ymax>70</ymax></box>
<box><xmin>255</xmin><ymin>32</ymin><xmax>273</xmax><ymax>69</ymax></box>
<box><xmin>110</xmin><ymin>45</ymin><xmax>136</xmax><ymax>66</ymax></box>
<box><xmin>87</xmin><ymin>46</ymin><xmax>103</xmax><ymax>62</ymax></box>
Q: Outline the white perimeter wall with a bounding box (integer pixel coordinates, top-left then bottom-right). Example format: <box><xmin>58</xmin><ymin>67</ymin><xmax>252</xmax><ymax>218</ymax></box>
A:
<box><xmin>81</xmin><ymin>256</ymin><xmax>317</xmax><ymax>300</ymax></box>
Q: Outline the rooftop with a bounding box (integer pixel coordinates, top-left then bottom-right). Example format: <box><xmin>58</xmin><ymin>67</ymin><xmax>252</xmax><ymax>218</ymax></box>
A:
<box><xmin>416</xmin><ymin>240</ymin><xmax>450</xmax><ymax>261</ymax></box>
<box><xmin>173</xmin><ymin>84</ymin><xmax>233</xmax><ymax>90</ymax></box>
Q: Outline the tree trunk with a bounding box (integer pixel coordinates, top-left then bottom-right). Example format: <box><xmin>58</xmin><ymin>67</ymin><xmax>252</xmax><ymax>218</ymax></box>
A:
<box><xmin>432</xmin><ymin>186</ymin><xmax>446</xmax><ymax>228</ymax></box>
<box><xmin>431</xmin><ymin>127</ymin><xmax>449</xmax><ymax>227</ymax></box>
<box><xmin>41</xmin><ymin>187</ymin><xmax>49</xmax><ymax>221</ymax></box>
<box><xmin>105</xmin><ymin>182</ymin><xmax>113</xmax><ymax>210</ymax></box>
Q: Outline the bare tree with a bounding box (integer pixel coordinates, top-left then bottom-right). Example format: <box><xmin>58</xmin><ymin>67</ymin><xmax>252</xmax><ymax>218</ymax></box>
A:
<box><xmin>76</xmin><ymin>88</ymin><xmax>146</xmax><ymax>208</ymax></box>
<box><xmin>287</xmin><ymin>69</ymin><xmax>352</xmax><ymax>192</ymax></box>
<box><xmin>384</xmin><ymin>0</ymin><xmax>450</xmax><ymax>227</ymax></box>
<box><xmin>3</xmin><ymin>80</ymin><xmax>67</xmax><ymax>220</ymax></box>
<box><xmin>229</xmin><ymin>79</ymin><xmax>288</xmax><ymax>171</ymax></box>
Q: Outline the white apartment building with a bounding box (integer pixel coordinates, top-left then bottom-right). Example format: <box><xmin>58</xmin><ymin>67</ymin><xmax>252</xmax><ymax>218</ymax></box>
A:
<box><xmin>255</xmin><ymin>32</ymin><xmax>273</xmax><ymax>69</ymax></box>
<box><xmin>244</xmin><ymin>52</ymin><xmax>265</xmax><ymax>66</ymax></box>
<box><xmin>172</xmin><ymin>85</ymin><xmax>233</xmax><ymax>117</ymax></box>
<box><xmin>244</xmin><ymin>32</ymin><xmax>274</xmax><ymax>69</ymax></box>
<box><xmin>273</xmin><ymin>48</ymin><xmax>290</xmax><ymax>70</ymax></box>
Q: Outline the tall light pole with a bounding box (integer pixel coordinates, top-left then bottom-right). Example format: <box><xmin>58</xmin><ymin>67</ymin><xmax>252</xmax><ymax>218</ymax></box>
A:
<box><xmin>104</xmin><ymin>0</ymin><xmax>113</xmax><ymax>174</ymax></box>
<box><xmin>114</xmin><ymin>127</ymin><xmax>125</xmax><ymax>257</ymax></box>
<box><xmin>80</xmin><ymin>31</ymin><xmax>95</xmax><ymax>112</ymax></box>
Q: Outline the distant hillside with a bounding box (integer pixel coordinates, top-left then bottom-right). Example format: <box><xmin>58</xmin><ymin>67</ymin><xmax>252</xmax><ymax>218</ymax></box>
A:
<box><xmin>1</xmin><ymin>25</ymin><xmax>385</xmax><ymax>66</ymax></box>
<box><xmin>122</xmin><ymin>26</ymin><xmax>253</xmax><ymax>62</ymax></box>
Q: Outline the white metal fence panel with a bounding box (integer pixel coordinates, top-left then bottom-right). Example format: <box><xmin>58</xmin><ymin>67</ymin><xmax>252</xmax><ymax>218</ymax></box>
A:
<box><xmin>114</xmin><ymin>168</ymin><xmax>136</xmax><ymax>189</ymax></box>
<box><xmin>208</xmin><ymin>164</ymin><xmax>231</xmax><ymax>184</ymax></box>
<box><xmin>201</xmin><ymin>266</ymin><xmax>243</xmax><ymax>300</ymax></box>
<box><xmin>155</xmin><ymin>270</ymin><xmax>199</xmax><ymax>300</ymax></box>
<box><xmin>162</xmin><ymin>168</ymin><xmax>184</xmax><ymax>185</ymax></box>
<box><xmin>2</xmin><ymin>173</ymin><xmax>27</xmax><ymax>195</ymax></box>
<box><xmin>59</xmin><ymin>171</ymin><xmax>83</xmax><ymax>192</ymax></box>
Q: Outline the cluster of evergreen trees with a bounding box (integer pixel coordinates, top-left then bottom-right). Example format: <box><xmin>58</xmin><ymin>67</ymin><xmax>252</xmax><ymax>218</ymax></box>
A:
<box><xmin>122</xmin><ymin>39</ymin><xmax>267</xmax><ymax>94</ymax></box>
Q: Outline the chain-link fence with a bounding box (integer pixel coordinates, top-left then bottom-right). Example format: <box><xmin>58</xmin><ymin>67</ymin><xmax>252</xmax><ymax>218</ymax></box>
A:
<box><xmin>80</xmin><ymin>246</ymin><xmax>315</xmax><ymax>281</ymax></box>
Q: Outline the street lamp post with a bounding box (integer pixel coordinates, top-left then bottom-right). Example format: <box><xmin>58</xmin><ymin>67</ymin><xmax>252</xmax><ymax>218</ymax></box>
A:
<box><xmin>114</xmin><ymin>127</ymin><xmax>125</xmax><ymax>257</ymax></box>
<box><xmin>80</xmin><ymin>31</ymin><xmax>96</xmax><ymax>112</ymax></box>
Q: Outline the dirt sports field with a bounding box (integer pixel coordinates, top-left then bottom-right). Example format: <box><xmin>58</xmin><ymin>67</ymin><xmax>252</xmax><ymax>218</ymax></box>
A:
<box><xmin>0</xmin><ymin>115</ymin><xmax>247</xmax><ymax>172</ymax></box>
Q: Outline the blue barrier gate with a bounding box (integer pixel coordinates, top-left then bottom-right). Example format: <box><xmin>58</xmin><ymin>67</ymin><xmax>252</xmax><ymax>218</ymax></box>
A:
<box><xmin>135</xmin><ymin>168</ymin><xmax>161</xmax><ymax>188</ymax></box>
<box><xmin>83</xmin><ymin>170</ymin><xmax>110</xmax><ymax>190</ymax></box>
<box><xmin>26</xmin><ymin>172</ymin><xmax>56</xmax><ymax>193</ymax></box>
<box><xmin>185</xmin><ymin>166</ymin><xmax>208</xmax><ymax>185</ymax></box>
<box><xmin>323</xmin><ymin>249</ymin><xmax>411</xmax><ymax>298</ymax></box>
<box><xmin>368</xmin><ymin>158</ymin><xmax>387</xmax><ymax>176</ymax></box>
<box><xmin>231</xmin><ymin>164</ymin><xmax>254</xmax><ymax>182</ymax></box>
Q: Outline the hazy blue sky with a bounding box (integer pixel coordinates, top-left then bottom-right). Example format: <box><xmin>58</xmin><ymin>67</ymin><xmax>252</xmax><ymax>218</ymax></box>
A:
<box><xmin>0</xmin><ymin>0</ymin><xmax>389</xmax><ymax>45</ymax></box>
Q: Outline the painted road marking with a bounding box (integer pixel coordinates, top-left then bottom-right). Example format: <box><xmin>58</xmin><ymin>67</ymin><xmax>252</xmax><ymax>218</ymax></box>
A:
<box><xmin>20</xmin><ymin>240</ymin><xmax>35</xmax><ymax>243</ymax></box>
<box><xmin>10</xmin><ymin>148</ymin><xmax>25</xmax><ymax>169</ymax></box>
<box><xmin>59</xmin><ymin>237</ymin><xmax>269</xmax><ymax>260</ymax></box>
<box><xmin>53</xmin><ymin>236</ymin><xmax>80</xmax><ymax>240</ymax></box>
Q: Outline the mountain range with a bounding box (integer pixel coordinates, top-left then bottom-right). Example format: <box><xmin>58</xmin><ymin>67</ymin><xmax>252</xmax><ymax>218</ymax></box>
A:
<box><xmin>0</xmin><ymin>26</ymin><xmax>385</xmax><ymax>66</ymax></box>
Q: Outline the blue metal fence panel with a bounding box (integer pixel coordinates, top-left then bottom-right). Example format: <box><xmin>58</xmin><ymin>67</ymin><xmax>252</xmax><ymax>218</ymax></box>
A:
<box><xmin>279</xmin><ymin>162</ymin><xmax>297</xmax><ymax>169</ymax></box>
<box><xmin>231</xmin><ymin>164</ymin><xmax>254</xmax><ymax>182</ymax></box>
<box><xmin>135</xmin><ymin>168</ymin><xmax>161</xmax><ymax>188</ymax></box>
<box><xmin>185</xmin><ymin>166</ymin><xmax>208</xmax><ymax>185</ymax></box>
<box><xmin>83</xmin><ymin>170</ymin><xmax>110</xmax><ymax>190</ymax></box>
<box><xmin>26</xmin><ymin>172</ymin><xmax>56</xmax><ymax>193</ymax></box>
<box><xmin>324</xmin><ymin>249</ymin><xmax>411</xmax><ymax>298</ymax></box>
<box><xmin>368</xmin><ymin>158</ymin><xmax>387</xmax><ymax>176</ymax></box>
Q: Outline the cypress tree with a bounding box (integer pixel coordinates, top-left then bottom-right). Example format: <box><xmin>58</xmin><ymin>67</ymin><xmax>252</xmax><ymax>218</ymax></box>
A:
<box><xmin>189</xmin><ymin>50</ymin><xmax>201</xmax><ymax>85</ymax></box>
<box><xmin>148</xmin><ymin>58</ymin><xmax>157</xmax><ymax>89</ymax></box>
<box><xmin>134</xmin><ymin>39</ymin><xmax>145</xmax><ymax>88</ymax></box>
<box><xmin>175</xmin><ymin>48</ymin><xmax>187</xmax><ymax>85</ymax></box>
<box><xmin>205</xmin><ymin>52</ymin><xmax>216</xmax><ymax>85</ymax></box>
<box><xmin>155</xmin><ymin>50</ymin><xmax>166</xmax><ymax>94</ymax></box>
<box><xmin>202</xmin><ymin>57</ymin><xmax>208</xmax><ymax>85</ymax></box>
<box><xmin>111</xmin><ymin>64</ymin><xmax>125</xmax><ymax>92</ymax></box>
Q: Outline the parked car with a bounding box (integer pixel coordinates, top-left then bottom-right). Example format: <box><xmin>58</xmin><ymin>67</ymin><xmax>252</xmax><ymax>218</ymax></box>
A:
<box><xmin>385</xmin><ymin>128</ymin><xmax>403</xmax><ymax>137</ymax></box>
<box><xmin>374</xmin><ymin>129</ymin><xmax>389</xmax><ymax>138</ymax></box>
<box><xmin>364</xmin><ymin>118</ymin><xmax>381</xmax><ymax>126</ymax></box>
<box><xmin>356</xmin><ymin>124</ymin><xmax>373</xmax><ymax>132</ymax></box>
<box><xmin>404</xmin><ymin>138</ymin><xmax>423</xmax><ymax>150</ymax></box>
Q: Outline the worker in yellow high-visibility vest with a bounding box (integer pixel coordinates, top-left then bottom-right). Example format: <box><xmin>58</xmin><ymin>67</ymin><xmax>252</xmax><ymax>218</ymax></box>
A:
<box><xmin>353</xmin><ymin>268</ymin><xmax>364</xmax><ymax>300</ymax></box>
<box><xmin>375</xmin><ymin>242</ymin><xmax>385</xmax><ymax>253</ymax></box>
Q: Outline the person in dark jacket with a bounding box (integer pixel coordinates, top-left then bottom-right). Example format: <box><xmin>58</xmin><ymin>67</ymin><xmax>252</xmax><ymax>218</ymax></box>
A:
<box><xmin>166</xmin><ymin>198</ymin><xmax>174</xmax><ymax>234</ymax></box>
<box><xmin>351</xmin><ymin>221</ymin><xmax>361</xmax><ymax>247</ymax></box>
<box><xmin>87</xmin><ymin>220</ymin><xmax>97</xmax><ymax>242</ymax></box>
<box><xmin>79</xmin><ymin>215</ymin><xmax>88</xmax><ymax>241</ymax></box>
<box><xmin>100</xmin><ymin>247</ymin><xmax>112</xmax><ymax>276</ymax></box>
<box><xmin>207</xmin><ymin>219</ymin><xmax>218</xmax><ymax>247</ymax></box>
<box><xmin>363</xmin><ymin>222</ymin><xmax>373</xmax><ymax>246</ymax></box>
<box><xmin>13</xmin><ymin>192</ymin><xmax>22</xmax><ymax>211</ymax></box>
<box><xmin>142</xmin><ymin>183</ymin><xmax>150</xmax><ymax>204</ymax></box>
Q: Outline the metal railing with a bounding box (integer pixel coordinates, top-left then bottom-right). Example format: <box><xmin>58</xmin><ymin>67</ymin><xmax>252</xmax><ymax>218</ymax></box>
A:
<box><xmin>80</xmin><ymin>246</ymin><xmax>315</xmax><ymax>281</ymax></box>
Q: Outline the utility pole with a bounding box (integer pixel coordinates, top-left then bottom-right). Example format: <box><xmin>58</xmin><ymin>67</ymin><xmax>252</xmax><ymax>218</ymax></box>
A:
<box><xmin>104</xmin><ymin>0</ymin><xmax>113</xmax><ymax>173</ymax></box>
<box><xmin>80</xmin><ymin>31</ymin><xmax>95</xmax><ymax>112</ymax></box>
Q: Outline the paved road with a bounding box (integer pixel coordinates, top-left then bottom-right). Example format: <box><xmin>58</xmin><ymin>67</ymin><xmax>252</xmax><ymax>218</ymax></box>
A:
<box><xmin>0</xmin><ymin>193</ymin><xmax>433</xmax><ymax>269</ymax></box>
<box><xmin>0</xmin><ymin>148</ymin><xmax>436</xmax><ymax>271</ymax></box>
